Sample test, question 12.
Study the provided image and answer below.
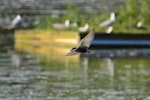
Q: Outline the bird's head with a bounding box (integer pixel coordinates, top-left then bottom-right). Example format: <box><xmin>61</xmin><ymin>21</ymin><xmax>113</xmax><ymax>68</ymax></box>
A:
<box><xmin>71</xmin><ymin>48</ymin><xmax>76</xmax><ymax>51</ymax></box>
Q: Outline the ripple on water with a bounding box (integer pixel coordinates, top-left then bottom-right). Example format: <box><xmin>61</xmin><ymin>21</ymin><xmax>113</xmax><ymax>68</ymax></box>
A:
<box><xmin>1</xmin><ymin>45</ymin><xmax>150</xmax><ymax>100</ymax></box>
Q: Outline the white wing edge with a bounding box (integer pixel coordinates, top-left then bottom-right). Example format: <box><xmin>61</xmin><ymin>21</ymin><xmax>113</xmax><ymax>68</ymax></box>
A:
<box><xmin>65</xmin><ymin>51</ymin><xmax>80</xmax><ymax>56</ymax></box>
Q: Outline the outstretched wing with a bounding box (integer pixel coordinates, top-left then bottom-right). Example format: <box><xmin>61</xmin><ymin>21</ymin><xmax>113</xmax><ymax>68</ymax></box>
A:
<box><xmin>78</xmin><ymin>30</ymin><xmax>95</xmax><ymax>48</ymax></box>
<box><xmin>65</xmin><ymin>50</ymin><xmax>80</xmax><ymax>56</ymax></box>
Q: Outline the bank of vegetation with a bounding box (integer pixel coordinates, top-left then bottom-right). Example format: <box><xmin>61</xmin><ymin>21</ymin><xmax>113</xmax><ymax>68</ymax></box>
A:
<box><xmin>35</xmin><ymin>0</ymin><xmax>150</xmax><ymax>34</ymax></box>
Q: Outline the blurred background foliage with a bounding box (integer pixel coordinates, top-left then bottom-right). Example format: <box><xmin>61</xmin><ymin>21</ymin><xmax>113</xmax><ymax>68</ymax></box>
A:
<box><xmin>36</xmin><ymin>0</ymin><xmax>150</xmax><ymax>33</ymax></box>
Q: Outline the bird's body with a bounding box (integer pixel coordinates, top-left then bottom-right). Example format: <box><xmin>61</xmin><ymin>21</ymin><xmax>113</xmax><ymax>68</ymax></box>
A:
<box><xmin>136</xmin><ymin>21</ymin><xmax>147</xmax><ymax>30</ymax></box>
<box><xmin>99</xmin><ymin>12</ymin><xmax>116</xmax><ymax>27</ymax></box>
<box><xmin>76</xmin><ymin>46</ymin><xmax>89</xmax><ymax>53</ymax></box>
<box><xmin>66</xmin><ymin>30</ymin><xmax>95</xmax><ymax>56</ymax></box>
<box><xmin>106</xmin><ymin>26</ymin><xmax>113</xmax><ymax>34</ymax></box>
<box><xmin>99</xmin><ymin>12</ymin><xmax>116</xmax><ymax>34</ymax></box>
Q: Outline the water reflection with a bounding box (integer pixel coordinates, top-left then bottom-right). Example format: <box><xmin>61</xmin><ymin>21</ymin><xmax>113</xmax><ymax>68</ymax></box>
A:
<box><xmin>0</xmin><ymin>31</ymin><xmax>150</xmax><ymax>100</ymax></box>
<box><xmin>80</xmin><ymin>57</ymin><xmax>89</xmax><ymax>80</ymax></box>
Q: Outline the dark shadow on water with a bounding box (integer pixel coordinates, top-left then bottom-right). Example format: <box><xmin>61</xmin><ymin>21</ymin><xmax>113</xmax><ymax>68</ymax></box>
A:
<box><xmin>81</xmin><ymin>48</ymin><xmax>150</xmax><ymax>58</ymax></box>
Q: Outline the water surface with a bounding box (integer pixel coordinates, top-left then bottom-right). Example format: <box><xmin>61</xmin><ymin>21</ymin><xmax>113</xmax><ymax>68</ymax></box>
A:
<box><xmin>0</xmin><ymin>32</ymin><xmax>150</xmax><ymax>100</ymax></box>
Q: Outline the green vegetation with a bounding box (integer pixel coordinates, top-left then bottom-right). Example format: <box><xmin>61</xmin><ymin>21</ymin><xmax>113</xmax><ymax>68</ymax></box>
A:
<box><xmin>115</xmin><ymin>0</ymin><xmax>150</xmax><ymax>33</ymax></box>
<box><xmin>36</xmin><ymin>0</ymin><xmax>150</xmax><ymax>34</ymax></box>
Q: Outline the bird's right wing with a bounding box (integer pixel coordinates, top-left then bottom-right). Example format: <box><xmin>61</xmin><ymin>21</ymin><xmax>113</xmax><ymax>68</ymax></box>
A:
<box><xmin>78</xmin><ymin>30</ymin><xmax>95</xmax><ymax>48</ymax></box>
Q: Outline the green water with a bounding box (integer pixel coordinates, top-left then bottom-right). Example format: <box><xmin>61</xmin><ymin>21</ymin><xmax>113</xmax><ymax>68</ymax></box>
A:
<box><xmin>35</xmin><ymin>56</ymin><xmax>150</xmax><ymax>100</ymax></box>
<box><xmin>1</xmin><ymin>52</ymin><xmax>150</xmax><ymax>100</ymax></box>
<box><xmin>0</xmin><ymin>31</ymin><xmax>150</xmax><ymax>100</ymax></box>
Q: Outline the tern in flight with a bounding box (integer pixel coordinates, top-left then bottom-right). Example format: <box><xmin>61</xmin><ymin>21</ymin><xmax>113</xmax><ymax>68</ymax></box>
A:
<box><xmin>66</xmin><ymin>29</ymin><xmax>95</xmax><ymax>56</ymax></box>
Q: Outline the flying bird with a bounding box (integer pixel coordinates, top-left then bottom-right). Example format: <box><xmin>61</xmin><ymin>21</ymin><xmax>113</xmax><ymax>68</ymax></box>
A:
<box><xmin>99</xmin><ymin>12</ymin><xmax>116</xmax><ymax>27</ymax></box>
<box><xmin>9</xmin><ymin>14</ymin><xmax>22</xmax><ymax>29</ymax></box>
<box><xmin>66</xmin><ymin>30</ymin><xmax>95</xmax><ymax>56</ymax></box>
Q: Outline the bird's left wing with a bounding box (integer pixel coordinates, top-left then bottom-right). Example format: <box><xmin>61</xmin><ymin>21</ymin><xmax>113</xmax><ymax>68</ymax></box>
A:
<box><xmin>78</xmin><ymin>30</ymin><xmax>95</xmax><ymax>48</ymax></box>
